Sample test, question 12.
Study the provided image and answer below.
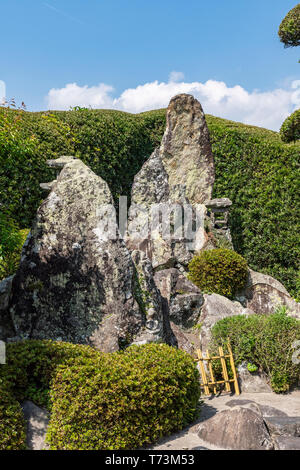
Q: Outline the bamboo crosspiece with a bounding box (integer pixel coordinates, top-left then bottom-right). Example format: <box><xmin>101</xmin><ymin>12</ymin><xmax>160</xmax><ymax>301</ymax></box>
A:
<box><xmin>196</xmin><ymin>340</ymin><xmax>240</xmax><ymax>396</ymax></box>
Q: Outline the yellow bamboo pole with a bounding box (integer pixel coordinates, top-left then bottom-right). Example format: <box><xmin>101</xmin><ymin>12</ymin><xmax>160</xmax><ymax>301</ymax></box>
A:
<box><xmin>206</xmin><ymin>349</ymin><xmax>217</xmax><ymax>394</ymax></box>
<box><xmin>197</xmin><ymin>349</ymin><xmax>210</xmax><ymax>395</ymax></box>
<box><xmin>219</xmin><ymin>346</ymin><xmax>231</xmax><ymax>392</ymax></box>
<box><xmin>227</xmin><ymin>341</ymin><xmax>240</xmax><ymax>395</ymax></box>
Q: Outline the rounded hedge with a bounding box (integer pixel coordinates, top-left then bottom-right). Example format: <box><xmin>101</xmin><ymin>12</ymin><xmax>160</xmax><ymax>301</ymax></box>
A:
<box><xmin>188</xmin><ymin>248</ymin><xmax>248</xmax><ymax>298</ymax></box>
<box><xmin>278</xmin><ymin>4</ymin><xmax>300</xmax><ymax>48</ymax></box>
<box><xmin>0</xmin><ymin>340</ymin><xmax>200</xmax><ymax>450</ymax></box>
<box><xmin>0</xmin><ymin>378</ymin><xmax>26</xmax><ymax>450</ymax></box>
<box><xmin>47</xmin><ymin>343</ymin><xmax>200</xmax><ymax>450</ymax></box>
<box><xmin>209</xmin><ymin>308</ymin><xmax>300</xmax><ymax>393</ymax></box>
<box><xmin>280</xmin><ymin>109</ymin><xmax>300</xmax><ymax>143</ymax></box>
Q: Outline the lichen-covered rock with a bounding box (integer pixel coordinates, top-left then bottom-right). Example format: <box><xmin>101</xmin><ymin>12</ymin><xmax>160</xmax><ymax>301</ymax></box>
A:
<box><xmin>169</xmin><ymin>322</ymin><xmax>198</xmax><ymax>357</ymax></box>
<box><xmin>130</xmin><ymin>250</ymin><xmax>176</xmax><ymax>346</ymax></box>
<box><xmin>126</xmin><ymin>94</ymin><xmax>215</xmax><ymax>269</ymax></box>
<box><xmin>154</xmin><ymin>268</ymin><xmax>204</xmax><ymax>328</ymax></box>
<box><xmin>7</xmin><ymin>157</ymin><xmax>168</xmax><ymax>351</ymax></box>
<box><xmin>237</xmin><ymin>362</ymin><xmax>272</xmax><ymax>393</ymax></box>
<box><xmin>198</xmin><ymin>293</ymin><xmax>254</xmax><ymax>351</ymax></box>
<box><xmin>243</xmin><ymin>269</ymin><xmax>300</xmax><ymax>317</ymax></box>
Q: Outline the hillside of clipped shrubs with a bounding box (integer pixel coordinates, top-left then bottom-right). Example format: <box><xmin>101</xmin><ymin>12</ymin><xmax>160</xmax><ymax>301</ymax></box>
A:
<box><xmin>0</xmin><ymin>106</ymin><xmax>299</xmax><ymax>298</ymax></box>
<box><xmin>209</xmin><ymin>308</ymin><xmax>300</xmax><ymax>393</ymax></box>
<box><xmin>0</xmin><ymin>340</ymin><xmax>200</xmax><ymax>450</ymax></box>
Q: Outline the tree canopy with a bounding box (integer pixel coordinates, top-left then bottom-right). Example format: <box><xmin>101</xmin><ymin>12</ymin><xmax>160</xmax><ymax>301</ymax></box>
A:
<box><xmin>278</xmin><ymin>4</ymin><xmax>300</xmax><ymax>48</ymax></box>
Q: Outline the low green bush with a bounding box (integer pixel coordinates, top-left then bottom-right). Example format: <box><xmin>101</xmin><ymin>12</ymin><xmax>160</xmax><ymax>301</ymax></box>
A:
<box><xmin>0</xmin><ymin>340</ymin><xmax>200</xmax><ymax>450</ymax></box>
<box><xmin>1</xmin><ymin>340</ymin><xmax>101</xmax><ymax>408</ymax></box>
<box><xmin>280</xmin><ymin>109</ymin><xmax>300</xmax><ymax>143</ymax></box>
<box><xmin>187</xmin><ymin>248</ymin><xmax>248</xmax><ymax>298</ymax></box>
<box><xmin>209</xmin><ymin>308</ymin><xmax>300</xmax><ymax>393</ymax></box>
<box><xmin>47</xmin><ymin>343</ymin><xmax>200</xmax><ymax>450</ymax></box>
<box><xmin>0</xmin><ymin>377</ymin><xmax>26</xmax><ymax>450</ymax></box>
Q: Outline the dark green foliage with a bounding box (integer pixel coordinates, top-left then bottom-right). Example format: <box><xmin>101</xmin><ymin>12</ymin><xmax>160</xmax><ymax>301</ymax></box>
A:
<box><xmin>209</xmin><ymin>308</ymin><xmax>300</xmax><ymax>393</ymax></box>
<box><xmin>0</xmin><ymin>340</ymin><xmax>200</xmax><ymax>450</ymax></box>
<box><xmin>1</xmin><ymin>340</ymin><xmax>100</xmax><ymax>409</ymax></box>
<box><xmin>278</xmin><ymin>4</ymin><xmax>300</xmax><ymax>47</ymax></box>
<box><xmin>0</xmin><ymin>107</ymin><xmax>166</xmax><ymax>228</ymax></box>
<box><xmin>0</xmin><ymin>216</ymin><xmax>29</xmax><ymax>279</ymax></box>
<box><xmin>0</xmin><ymin>378</ymin><xmax>26</xmax><ymax>450</ymax></box>
<box><xmin>187</xmin><ymin>248</ymin><xmax>248</xmax><ymax>298</ymax></box>
<box><xmin>280</xmin><ymin>109</ymin><xmax>300</xmax><ymax>143</ymax></box>
<box><xmin>207</xmin><ymin>115</ymin><xmax>300</xmax><ymax>298</ymax></box>
<box><xmin>47</xmin><ymin>343</ymin><xmax>200</xmax><ymax>450</ymax></box>
<box><xmin>1</xmin><ymin>107</ymin><xmax>299</xmax><ymax>296</ymax></box>
<box><xmin>0</xmin><ymin>212</ymin><xmax>22</xmax><ymax>278</ymax></box>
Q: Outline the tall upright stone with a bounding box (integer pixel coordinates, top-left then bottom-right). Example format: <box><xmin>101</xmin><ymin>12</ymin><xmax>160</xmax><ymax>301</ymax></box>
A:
<box><xmin>6</xmin><ymin>157</ymin><xmax>171</xmax><ymax>351</ymax></box>
<box><xmin>126</xmin><ymin>94</ymin><xmax>215</xmax><ymax>269</ymax></box>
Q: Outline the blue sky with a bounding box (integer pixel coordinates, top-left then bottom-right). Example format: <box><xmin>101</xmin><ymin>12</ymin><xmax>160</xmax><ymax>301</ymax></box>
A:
<box><xmin>1</xmin><ymin>0</ymin><xmax>299</xmax><ymax>129</ymax></box>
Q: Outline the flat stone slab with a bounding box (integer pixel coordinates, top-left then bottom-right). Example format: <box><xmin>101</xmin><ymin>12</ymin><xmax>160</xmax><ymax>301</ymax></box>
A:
<box><xmin>197</xmin><ymin>407</ymin><xmax>274</xmax><ymax>450</ymax></box>
<box><xmin>264</xmin><ymin>417</ymin><xmax>300</xmax><ymax>437</ymax></box>
<box><xmin>274</xmin><ymin>437</ymin><xmax>300</xmax><ymax>450</ymax></box>
<box><xmin>22</xmin><ymin>400</ymin><xmax>49</xmax><ymax>450</ymax></box>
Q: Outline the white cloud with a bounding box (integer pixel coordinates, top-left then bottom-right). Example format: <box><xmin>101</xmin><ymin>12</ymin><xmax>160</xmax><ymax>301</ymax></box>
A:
<box><xmin>169</xmin><ymin>71</ymin><xmax>185</xmax><ymax>82</ymax></box>
<box><xmin>47</xmin><ymin>83</ymin><xmax>114</xmax><ymax>110</ymax></box>
<box><xmin>46</xmin><ymin>76</ymin><xmax>300</xmax><ymax>131</ymax></box>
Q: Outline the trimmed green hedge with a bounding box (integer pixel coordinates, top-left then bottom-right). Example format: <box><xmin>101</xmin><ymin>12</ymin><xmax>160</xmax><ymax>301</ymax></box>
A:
<box><xmin>209</xmin><ymin>308</ymin><xmax>300</xmax><ymax>393</ymax></box>
<box><xmin>0</xmin><ymin>107</ymin><xmax>299</xmax><ymax>298</ymax></box>
<box><xmin>207</xmin><ymin>115</ymin><xmax>300</xmax><ymax>299</ymax></box>
<box><xmin>0</xmin><ymin>377</ymin><xmax>26</xmax><ymax>450</ymax></box>
<box><xmin>47</xmin><ymin>343</ymin><xmax>200</xmax><ymax>450</ymax></box>
<box><xmin>0</xmin><ymin>340</ymin><xmax>200</xmax><ymax>450</ymax></box>
<box><xmin>2</xmin><ymin>340</ymin><xmax>100</xmax><ymax>408</ymax></box>
<box><xmin>188</xmin><ymin>248</ymin><xmax>248</xmax><ymax>299</ymax></box>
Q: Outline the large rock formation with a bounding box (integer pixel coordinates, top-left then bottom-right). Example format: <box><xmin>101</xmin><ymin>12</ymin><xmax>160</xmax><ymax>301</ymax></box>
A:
<box><xmin>198</xmin><ymin>293</ymin><xmax>255</xmax><ymax>351</ymax></box>
<box><xmin>154</xmin><ymin>268</ymin><xmax>204</xmax><ymax>328</ymax></box>
<box><xmin>126</xmin><ymin>94</ymin><xmax>215</xmax><ymax>269</ymax></box>
<box><xmin>241</xmin><ymin>269</ymin><xmax>300</xmax><ymax>317</ymax></box>
<box><xmin>4</xmin><ymin>157</ymin><xmax>172</xmax><ymax>351</ymax></box>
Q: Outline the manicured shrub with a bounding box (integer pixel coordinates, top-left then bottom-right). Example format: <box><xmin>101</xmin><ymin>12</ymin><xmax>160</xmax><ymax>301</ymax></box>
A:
<box><xmin>0</xmin><ymin>340</ymin><xmax>200</xmax><ymax>450</ymax></box>
<box><xmin>209</xmin><ymin>308</ymin><xmax>300</xmax><ymax>393</ymax></box>
<box><xmin>1</xmin><ymin>340</ymin><xmax>101</xmax><ymax>408</ymax></box>
<box><xmin>280</xmin><ymin>109</ymin><xmax>300</xmax><ymax>143</ymax></box>
<box><xmin>47</xmin><ymin>343</ymin><xmax>200</xmax><ymax>450</ymax></box>
<box><xmin>278</xmin><ymin>4</ymin><xmax>300</xmax><ymax>48</ymax></box>
<box><xmin>0</xmin><ymin>378</ymin><xmax>26</xmax><ymax>450</ymax></box>
<box><xmin>188</xmin><ymin>248</ymin><xmax>248</xmax><ymax>298</ymax></box>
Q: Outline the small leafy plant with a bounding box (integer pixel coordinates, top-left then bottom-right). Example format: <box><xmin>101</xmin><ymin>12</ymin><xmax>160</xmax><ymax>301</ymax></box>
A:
<box><xmin>209</xmin><ymin>308</ymin><xmax>300</xmax><ymax>393</ymax></box>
